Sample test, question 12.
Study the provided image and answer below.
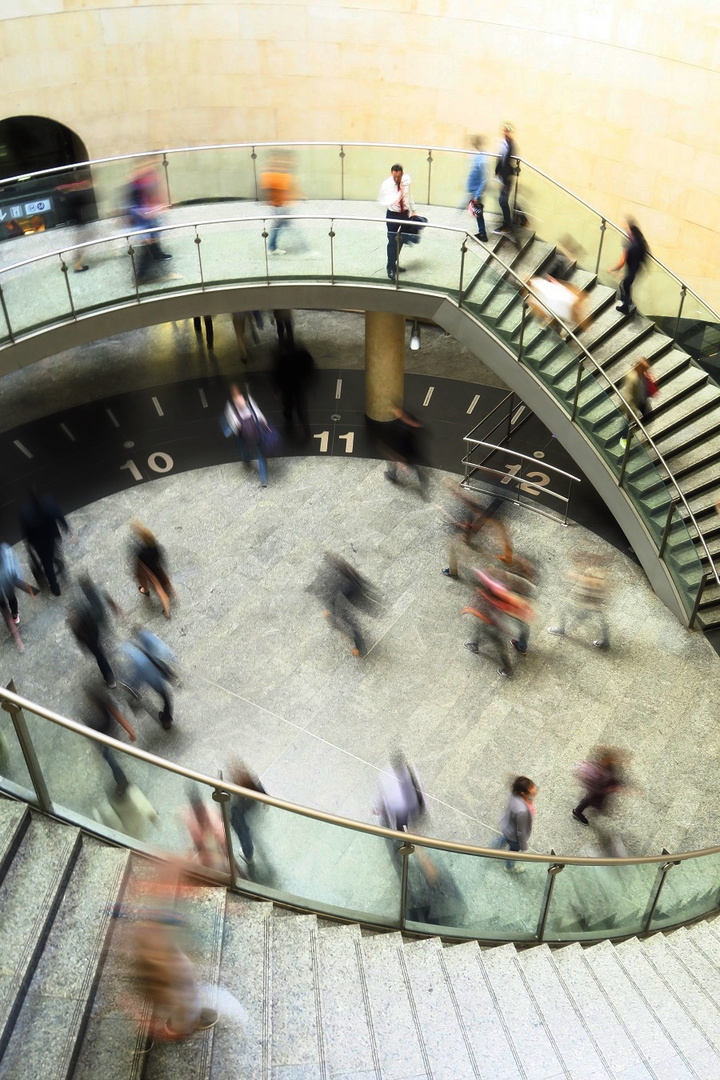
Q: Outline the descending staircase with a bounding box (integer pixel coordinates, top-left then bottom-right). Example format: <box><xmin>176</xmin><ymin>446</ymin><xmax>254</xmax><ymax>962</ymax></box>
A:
<box><xmin>5</xmin><ymin>798</ymin><xmax>720</xmax><ymax>1078</ymax></box>
<box><xmin>461</xmin><ymin>226</ymin><xmax>720</xmax><ymax>629</ymax></box>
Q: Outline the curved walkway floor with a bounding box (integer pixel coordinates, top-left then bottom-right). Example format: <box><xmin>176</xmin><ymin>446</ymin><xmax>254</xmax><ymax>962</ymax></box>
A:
<box><xmin>1</xmin><ymin>455</ymin><xmax>717</xmax><ymax>862</ymax></box>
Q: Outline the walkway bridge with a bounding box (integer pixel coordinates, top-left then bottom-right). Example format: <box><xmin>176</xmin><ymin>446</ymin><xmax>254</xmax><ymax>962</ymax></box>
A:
<box><xmin>0</xmin><ymin>142</ymin><xmax>718</xmax><ymax>628</ymax></box>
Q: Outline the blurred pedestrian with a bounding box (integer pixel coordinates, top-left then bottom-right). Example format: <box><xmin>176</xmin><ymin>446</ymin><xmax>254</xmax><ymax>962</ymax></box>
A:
<box><xmin>55</xmin><ymin>174</ymin><xmax>93</xmax><ymax>272</ymax></box>
<box><xmin>224</xmin><ymin>384</ymin><xmax>271</xmax><ymax>488</ymax></box>
<box><xmin>193</xmin><ymin>315</ymin><xmax>214</xmax><ymax>350</ymax></box>
<box><xmin>376</xmin><ymin>751</ymin><xmax>427</xmax><ymax>873</ymax></box>
<box><xmin>619</xmin><ymin>357</ymin><xmax>652</xmax><ymax>447</ymax></box>
<box><xmin>494</xmin><ymin>123</ymin><xmax>517</xmax><ymax>239</ymax></box>
<box><xmin>261</xmin><ymin>154</ymin><xmax>310</xmax><ymax>255</ymax></box>
<box><xmin>69</xmin><ymin>574</ymin><xmax>121</xmax><ymax>687</ymax></box>
<box><xmin>0</xmin><ymin>541</ymin><xmax>33</xmax><ymax>651</ymax></box>
<box><xmin>492</xmin><ymin>775</ymin><xmax>536</xmax><ymax>872</ymax></box>
<box><xmin>127</xmin><ymin>159</ymin><xmax>172</xmax><ymax>285</ymax></box>
<box><xmin>184</xmin><ymin>791</ymin><xmax>230</xmax><ymax>873</ymax></box>
<box><xmin>466</xmin><ymin>135</ymin><xmax>488</xmax><ymax>242</ymax></box>
<box><xmin>464</xmin><ymin>568</ymin><xmax>534</xmax><ymax>678</ymax></box>
<box><xmin>121</xmin><ymin>628</ymin><xmax>176</xmax><ymax>730</ymax></box>
<box><xmin>406</xmin><ymin>848</ymin><xmax>465</xmax><ymax>926</ymax></box>
<box><xmin>273</xmin><ymin>309</ymin><xmax>294</xmax><ymax>346</ymax></box>
<box><xmin>131</xmin><ymin>520</ymin><xmax>175</xmax><ymax>618</ymax></box>
<box><xmin>272</xmin><ymin>338</ymin><xmax>315</xmax><ymax>441</ymax></box>
<box><xmin>382</xmin><ymin>405</ymin><xmax>429</xmax><ymax>498</ymax></box>
<box><xmin>228</xmin><ymin>761</ymin><xmax>267</xmax><ymax>864</ymax></box>
<box><xmin>441</xmin><ymin>484</ymin><xmax>511</xmax><ymax>579</ymax></box>
<box><xmin>572</xmin><ymin>746</ymin><xmax>629</xmax><ymax>831</ymax></box>
<box><xmin>378</xmin><ymin>163</ymin><xmax>416</xmax><ymax>279</ymax></box>
<box><xmin>525</xmin><ymin>275</ymin><xmax>591</xmax><ymax>335</ymax></box>
<box><xmin>19</xmin><ymin>488</ymin><xmax>70</xmax><ymax>596</ymax></box>
<box><xmin>315</xmin><ymin>553</ymin><xmax>379</xmax><ymax>658</ymax></box>
<box><xmin>609</xmin><ymin>218</ymin><xmax>650</xmax><ymax>316</ymax></box>
<box><xmin>547</xmin><ymin>555</ymin><xmax>610</xmax><ymax>649</ymax></box>
<box><xmin>83</xmin><ymin>683</ymin><xmax>137</xmax><ymax>796</ymax></box>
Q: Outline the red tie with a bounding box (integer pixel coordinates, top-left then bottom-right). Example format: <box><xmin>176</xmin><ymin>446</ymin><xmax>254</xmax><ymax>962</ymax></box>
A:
<box><xmin>398</xmin><ymin>182</ymin><xmax>404</xmax><ymax>213</ymax></box>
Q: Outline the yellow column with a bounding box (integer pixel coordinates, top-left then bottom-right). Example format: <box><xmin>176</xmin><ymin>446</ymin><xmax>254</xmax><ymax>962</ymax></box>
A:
<box><xmin>364</xmin><ymin>311</ymin><xmax>405</xmax><ymax>422</ymax></box>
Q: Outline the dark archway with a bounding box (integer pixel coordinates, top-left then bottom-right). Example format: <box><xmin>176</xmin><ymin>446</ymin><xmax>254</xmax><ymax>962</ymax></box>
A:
<box><xmin>0</xmin><ymin>115</ymin><xmax>96</xmax><ymax>239</ymax></box>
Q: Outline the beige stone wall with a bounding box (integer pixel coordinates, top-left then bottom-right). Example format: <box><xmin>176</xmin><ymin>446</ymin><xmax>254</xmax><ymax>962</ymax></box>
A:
<box><xmin>1</xmin><ymin>0</ymin><xmax>718</xmax><ymax>309</ymax></box>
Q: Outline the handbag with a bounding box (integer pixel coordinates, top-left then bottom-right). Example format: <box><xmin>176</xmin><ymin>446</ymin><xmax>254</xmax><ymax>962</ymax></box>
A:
<box><xmin>401</xmin><ymin>214</ymin><xmax>427</xmax><ymax>245</ymax></box>
<box><xmin>248</xmin><ymin>399</ymin><xmax>282</xmax><ymax>456</ymax></box>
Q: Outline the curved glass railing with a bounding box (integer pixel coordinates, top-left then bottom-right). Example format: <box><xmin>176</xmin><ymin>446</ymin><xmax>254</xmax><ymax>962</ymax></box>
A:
<box><xmin>1</xmin><ymin>683</ymin><xmax>719</xmax><ymax>943</ymax></box>
<box><xmin>0</xmin><ymin>208</ymin><xmax>713</xmax><ymax>623</ymax></box>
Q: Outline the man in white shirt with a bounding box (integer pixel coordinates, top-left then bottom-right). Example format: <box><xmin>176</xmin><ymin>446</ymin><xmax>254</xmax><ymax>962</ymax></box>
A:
<box><xmin>378</xmin><ymin>163</ymin><xmax>416</xmax><ymax>279</ymax></box>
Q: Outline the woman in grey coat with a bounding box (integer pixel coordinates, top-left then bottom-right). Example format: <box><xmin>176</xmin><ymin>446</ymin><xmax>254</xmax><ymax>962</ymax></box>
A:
<box><xmin>493</xmin><ymin>775</ymin><xmax>537</xmax><ymax>873</ymax></box>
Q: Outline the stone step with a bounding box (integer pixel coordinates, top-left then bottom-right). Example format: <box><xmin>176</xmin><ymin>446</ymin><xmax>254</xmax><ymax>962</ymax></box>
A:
<box><xmin>212</xmin><ymin>894</ymin><xmax>273</xmax><ymax>1080</ymax></box>
<box><xmin>145</xmin><ymin>884</ymin><xmax>227</xmax><ymax>1080</ymax></box>
<box><xmin>613</xmin><ymin>936</ymin><xmax>720</xmax><ymax>1074</ymax></box>
<box><xmin>590</xmin><ymin>320</ymin><xmax>663</xmax><ymax>366</ymax></box>
<box><xmin>516</xmin><ymin>943</ymin><xmax>617</xmax><ymax>1078</ymax></box>
<box><xmin>550</xmin><ymin>943</ymin><xmax>654</xmax><ymax>1078</ymax></box>
<box><xmin>71</xmin><ymin>854</ymin><xmax>162</xmax><ymax>1080</ymax></box>
<box><xmin>0</xmin><ymin>814</ymin><xmax>80</xmax><ymax>1058</ymax></box>
<box><xmin>401</xmin><ymin>937</ymin><xmax>477</xmax><ymax>1079</ymax></box>
<box><xmin>270</xmin><ymin>911</ymin><xmax>326</xmax><ymax>1079</ymax></box>
<box><xmin>0</xmin><ymin>835</ymin><xmax>129</xmax><ymax>1080</ymax></box>
<box><xmin>645</xmin><ymin>383</ymin><xmax>720</xmax><ymax>440</ymax></box>
<box><xmin>316</xmin><ymin>922</ymin><xmax>380</xmax><ymax>1080</ymax></box>
<box><xmin>0</xmin><ymin>799</ymin><xmax>29</xmax><ymax>884</ymax></box>
<box><xmin>440</xmin><ymin>941</ymin><xmax>522</xmax><ymax>1079</ymax></box>
<box><xmin>479</xmin><ymin>942</ymin><xmax>566</xmax><ymax>1079</ymax></box>
<box><xmin>639</xmin><ymin>933</ymin><xmax>720</xmax><ymax>1055</ymax></box>
<box><xmin>581</xmin><ymin>939</ymin><xmax>700</xmax><ymax>1077</ymax></box>
<box><xmin>360</xmin><ymin>931</ymin><xmax>429</xmax><ymax>1080</ymax></box>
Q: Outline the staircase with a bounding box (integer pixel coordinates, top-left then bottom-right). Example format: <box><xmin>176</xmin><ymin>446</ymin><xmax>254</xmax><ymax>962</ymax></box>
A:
<box><xmin>5</xmin><ymin>797</ymin><xmax>720</xmax><ymax>1078</ymax></box>
<box><xmin>462</xmin><ymin>226</ymin><xmax>720</xmax><ymax>629</ymax></box>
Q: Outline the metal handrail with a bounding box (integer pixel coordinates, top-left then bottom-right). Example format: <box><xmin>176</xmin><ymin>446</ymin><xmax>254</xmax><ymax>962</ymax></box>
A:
<box><xmin>0</xmin><ymin>207</ymin><xmax>716</xmax><ymax>590</ymax></box>
<box><xmin>2</xmin><ymin>683</ymin><xmax>719</xmax><ymax>867</ymax></box>
<box><xmin>463</xmin><ymin>439</ymin><xmax>581</xmax><ymax>483</ymax></box>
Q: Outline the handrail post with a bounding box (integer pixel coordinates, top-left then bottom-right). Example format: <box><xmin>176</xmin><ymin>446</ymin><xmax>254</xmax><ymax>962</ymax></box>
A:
<box><xmin>538</xmin><ymin>856</ymin><xmax>564</xmax><ymax>942</ymax></box>
<box><xmin>458</xmin><ymin>240</ymin><xmax>468</xmax><ymax>304</ymax></box>
<box><xmin>251</xmin><ymin>146</ymin><xmax>258</xmax><ymax>201</ymax></box>
<box><xmin>507</xmin><ymin>392</ymin><xmax>514</xmax><ymax>443</ymax></box>
<box><xmin>398</xmin><ymin>841</ymin><xmax>414</xmax><ymax>931</ymax></box>
<box><xmin>571</xmin><ymin>361</ymin><xmax>583</xmax><ymax>422</ymax></box>
<box><xmin>127</xmin><ymin>237</ymin><xmax>140</xmax><ymax>300</ymax></box>
<box><xmin>658</xmin><ymin>502</ymin><xmax>676</xmax><ymax>559</ymax></box>
<box><xmin>564</xmin><ymin>480</ymin><xmax>572</xmax><ymax>526</ymax></box>
<box><xmin>194</xmin><ymin>226</ymin><xmax>204</xmax><ymax>287</ymax></box>
<box><xmin>595</xmin><ymin>218</ymin><xmax>606</xmax><ymax>278</ymax></box>
<box><xmin>393</xmin><ymin>229</ymin><xmax>401</xmax><ymax>288</ymax></box>
<box><xmin>673</xmin><ymin>284</ymin><xmax>687</xmax><ymax>346</ymax></box>
<box><xmin>262</xmin><ymin>220</ymin><xmax>270</xmax><ymax>283</ymax></box>
<box><xmin>426</xmin><ymin>149</ymin><xmax>433</xmax><ymax>206</ymax></box>
<box><xmin>59</xmin><ymin>255</ymin><xmax>76</xmax><ymax>319</ymax></box>
<box><xmin>517</xmin><ymin>300</ymin><xmax>527</xmax><ymax>363</ymax></box>
<box><xmin>643</xmin><ymin>852</ymin><xmax>679</xmax><ymax>933</ymax></box>
<box><xmin>329</xmin><ymin>220</ymin><xmax>335</xmax><ymax>283</ymax></box>
<box><xmin>0</xmin><ymin>283</ymin><xmax>14</xmax><ymax>342</ymax></box>
<box><xmin>212</xmin><ymin>787</ymin><xmax>238</xmax><ymax>890</ymax></box>
<box><xmin>162</xmin><ymin>152</ymin><xmax>172</xmax><ymax>207</ymax></box>
<box><xmin>512</xmin><ymin>160</ymin><xmax>520</xmax><ymax>217</ymax></box>
<box><xmin>617</xmin><ymin>424</ymin><xmax>635</xmax><ymax>487</ymax></box>
<box><xmin>689</xmin><ymin>572</ymin><xmax>707</xmax><ymax>630</ymax></box>
<box><xmin>2</xmin><ymin>680</ymin><xmax>52</xmax><ymax>813</ymax></box>
<box><xmin>339</xmin><ymin>146</ymin><xmax>345</xmax><ymax>200</ymax></box>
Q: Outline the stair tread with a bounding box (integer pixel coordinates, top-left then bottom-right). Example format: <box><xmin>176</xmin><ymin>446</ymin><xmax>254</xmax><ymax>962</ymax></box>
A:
<box><xmin>655</xmin><ymin>406</ymin><xmax>720</xmax><ymax>456</ymax></box>
<box><xmin>0</xmin><ymin>814</ymin><xmax>80</xmax><ymax>1053</ymax></box>
<box><xmin>316</xmin><ymin>922</ymin><xmax>379</xmax><ymax>1079</ymax></box>
<box><xmin>0</xmin><ymin>836</ymin><xmax>130</xmax><ymax>1080</ymax></box>
<box><xmin>646</xmin><ymin>384</ymin><xmax>720</xmax><ymax>435</ymax></box>
<box><xmin>0</xmin><ymin>799</ymin><xmax>28</xmax><ymax>881</ymax></box>
<box><xmin>270</xmin><ymin>913</ymin><xmax>324</xmax><ymax>1074</ymax></box>
<box><xmin>592</xmin><ymin>325</ymin><xmax>670</xmax><ymax>365</ymax></box>
<box><xmin>639</xmin><ymin>933</ymin><xmax>720</xmax><ymax>1053</ymax></box>
<box><xmin>360</xmin><ymin>932</ymin><xmax>429</xmax><ymax>1080</ymax></box>
<box><xmin>402</xmin><ymin>938</ymin><xmax>477</xmax><ymax>1079</ymax></box>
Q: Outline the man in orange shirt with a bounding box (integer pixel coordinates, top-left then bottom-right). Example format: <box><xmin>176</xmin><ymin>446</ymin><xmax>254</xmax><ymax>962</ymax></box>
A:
<box><xmin>261</xmin><ymin>154</ymin><xmax>309</xmax><ymax>255</ymax></box>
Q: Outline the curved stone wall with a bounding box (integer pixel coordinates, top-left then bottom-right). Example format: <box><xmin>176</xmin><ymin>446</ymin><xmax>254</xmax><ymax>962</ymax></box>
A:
<box><xmin>1</xmin><ymin>1</ymin><xmax>718</xmax><ymax>306</ymax></box>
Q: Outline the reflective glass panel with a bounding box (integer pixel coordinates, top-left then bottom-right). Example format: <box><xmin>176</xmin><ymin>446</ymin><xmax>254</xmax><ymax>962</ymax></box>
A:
<box><xmin>543</xmin><ymin>860</ymin><xmax>660</xmax><ymax>941</ymax></box>
<box><xmin>649</xmin><ymin>852</ymin><xmax>720</xmax><ymax>930</ymax></box>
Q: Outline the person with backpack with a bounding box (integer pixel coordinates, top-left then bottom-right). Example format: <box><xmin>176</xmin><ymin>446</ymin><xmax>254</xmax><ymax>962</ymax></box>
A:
<box><xmin>68</xmin><ymin>574</ymin><xmax>120</xmax><ymax>688</ymax></box>
<box><xmin>121</xmin><ymin>628</ymin><xmax>177</xmax><ymax>730</ymax></box>
<box><xmin>572</xmin><ymin>746</ymin><xmax>628</xmax><ymax>827</ymax></box>
<box><xmin>224</xmin><ymin>384</ymin><xmax>271</xmax><ymax>488</ymax></box>
<box><xmin>19</xmin><ymin>487</ymin><xmax>71</xmax><ymax>596</ymax></box>
<box><xmin>619</xmin><ymin>357</ymin><xmax>654</xmax><ymax>447</ymax></box>
<box><xmin>609</xmin><ymin>218</ymin><xmax>650</xmax><ymax>316</ymax></box>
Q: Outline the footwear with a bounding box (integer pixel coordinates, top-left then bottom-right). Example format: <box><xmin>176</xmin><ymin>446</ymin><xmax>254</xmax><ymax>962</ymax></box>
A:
<box><xmin>477</xmin><ymin>234</ymin><xmax>488</xmax><ymax>242</ymax></box>
<box><xmin>351</xmin><ymin>646</ymin><xmax>360</xmax><ymax>657</ymax></box>
<box><xmin>464</xmin><ymin>641</ymin><xmax>479</xmax><ymax>654</ymax></box>
<box><xmin>497</xmin><ymin>668</ymin><xmax>512</xmax><ymax>678</ymax></box>
<box><xmin>505</xmin><ymin>863</ymin><xmax>525</xmax><ymax>873</ymax></box>
<box><xmin>139</xmin><ymin>586</ymin><xmax>149</xmax><ymax>596</ymax></box>
<box><xmin>196</xmin><ymin>1008</ymin><xmax>219</xmax><ymax>1031</ymax></box>
<box><xmin>619</xmin><ymin>438</ymin><xmax>628</xmax><ymax>450</ymax></box>
<box><xmin>50</xmin><ymin>584</ymin><xmax>61</xmax><ymax>596</ymax></box>
<box><xmin>159</xmin><ymin>712</ymin><xmax>173</xmax><ymax>730</ymax></box>
<box><xmin>384</xmin><ymin>471</ymin><xmax>397</xmax><ymax>483</ymax></box>
<box><xmin>12</xmin><ymin>613</ymin><xmax>19</xmax><ymax>625</ymax></box>
<box><xmin>441</xmin><ymin>568</ymin><xmax>457</xmax><ymax>578</ymax></box>
<box><xmin>615</xmin><ymin>305</ymin><xmax>629</xmax><ymax>315</ymax></box>
<box><xmin>511</xmin><ymin>640</ymin><xmax>526</xmax><ymax>655</ymax></box>
<box><xmin>154</xmin><ymin>251</ymin><xmax>172</xmax><ymax>261</ymax></box>
<box><xmin>572</xmin><ymin>808</ymin><xmax>590</xmax><ymax>826</ymax></box>
<box><xmin>106</xmin><ymin>676</ymin><xmax>117</xmax><ymax>689</ymax></box>
<box><xmin>270</xmin><ymin>248</ymin><xmax>287</xmax><ymax>256</ymax></box>
<box><xmin>546</xmin><ymin>626</ymin><xmax>564</xmax><ymax>636</ymax></box>
<box><xmin>74</xmin><ymin>265</ymin><xmax>89</xmax><ymax>273</ymax></box>
<box><xmin>593</xmin><ymin>640</ymin><xmax>609</xmax><ymax>649</ymax></box>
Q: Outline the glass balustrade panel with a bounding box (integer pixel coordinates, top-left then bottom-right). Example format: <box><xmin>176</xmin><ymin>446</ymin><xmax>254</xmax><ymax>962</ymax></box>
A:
<box><xmin>679</xmin><ymin>291</ymin><xmax>720</xmax><ymax>372</ymax></box>
<box><xmin>630</xmin><ymin>259</ymin><xmax>683</xmax><ymax>337</ymax></box>
<box><xmin>0</xmin><ymin>252</ymin><xmax>73</xmax><ymax>337</ymax></box>
<box><xmin>400</xmin><ymin>222</ymin><xmax>464</xmax><ymax>297</ymax></box>
<box><xmin>0</xmin><ymin>703</ymin><xmax>35</xmax><ymax>801</ymax></box>
<box><xmin>131</xmin><ymin>224</ymin><xmax>202</xmax><ymax>297</ymax></box>
<box><xmin>342</xmin><ymin>146</ymin><xmax>431</xmax><ymax>206</ymax></box>
<box><xmin>67</xmin><ymin>234</ymin><xmax>141</xmax><ymax>315</ymax></box>
<box><xmin>195</xmin><ymin>217</ymin><xmax>274</xmax><ymax>287</ymax></box>
<box><xmin>516</xmin><ymin>167</ymin><xmax>605</xmax><ymax>278</ymax></box>
<box><xmin>262</xmin><ymin>214</ymin><xmax>332</xmax><ymax>279</ymax></box>
<box><xmin>403</xmin><ymin>845</ymin><xmax>548</xmax><ymax>941</ymax></box>
<box><xmin>542</xmin><ymin>859</ymin><xmax>661</xmax><ymax>941</ymax></box>
<box><xmin>660</xmin><ymin>506</ymin><xmax>705</xmax><ymax>619</ymax></box>
<box><xmin>252</xmin><ymin>145</ymin><xmax>342</xmax><ymax>203</ymax></box>
<box><xmin>165</xmin><ymin>147</ymin><xmax>257</xmax><ymax>206</ymax></box>
<box><xmin>424</xmin><ymin>147</ymin><xmax>479</xmax><ymax>210</ymax></box>
<box><xmin>329</xmin><ymin>215</ymin><xmax>448</xmax><ymax>289</ymax></box>
<box><xmin>88</xmin><ymin>157</ymin><xmax>168</xmax><ymax>225</ymax></box>
<box><xmin>225</xmin><ymin>801</ymin><xmax>401</xmax><ymax>925</ymax></box>
<box><xmin>16</xmin><ymin>706</ymin><xmax>222</xmax><ymax>860</ymax></box>
<box><xmin>649</xmin><ymin>852</ymin><xmax>720</xmax><ymax>930</ymax></box>
<box><xmin>460</xmin><ymin>242</ymin><xmax>521</xmax><ymax>333</ymax></box>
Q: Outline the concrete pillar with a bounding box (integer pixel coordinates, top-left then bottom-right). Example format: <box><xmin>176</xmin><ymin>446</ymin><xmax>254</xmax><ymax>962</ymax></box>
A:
<box><xmin>364</xmin><ymin>311</ymin><xmax>405</xmax><ymax>422</ymax></box>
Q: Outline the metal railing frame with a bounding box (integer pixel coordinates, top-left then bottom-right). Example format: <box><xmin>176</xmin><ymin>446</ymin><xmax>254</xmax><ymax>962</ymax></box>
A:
<box><xmin>0</xmin><ymin>209</ymin><xmax>716</xmax><ymax>617</ymax></box>
<box><xmin>2</xmin><ymin>683</ymin><xmax>720</xmax><ymax>944</ymax></box>
<box><xmin>462</xmin><ymin>438</ymin><xmax>580</xmax><ymax>526</ymax></box>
